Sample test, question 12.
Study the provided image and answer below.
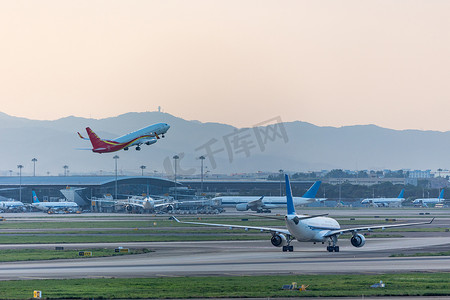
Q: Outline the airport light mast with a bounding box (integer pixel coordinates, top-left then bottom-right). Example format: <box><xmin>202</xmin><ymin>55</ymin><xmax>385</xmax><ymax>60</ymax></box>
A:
<box><xmin>279</xmin><ymin>169</ymin><xmax>284</xmax><ymax>196</ymax></box>
<box><xmin>32</xmin><ymin>158</ymin><xmax>37</xmax><ymax>176</ymax></box>
<box><xmin>113</xmin><ymin>155</ymin><xmax>119</xmax><ymax>200</ymax></box>
<box><xmin>17</xmin><ymin>164</ymin><xmax>23</xmax><ymax>202</ymax></box>
<box><xmin>140</xmin><ymin>165</ymin><xmax>146</xmax><ymax>176</ymax></box>
<box><xmin>199</xmin><ymin>155</ymin><xmax>205</xmax><ymax>194</ymax></box>
<box><xmin>173</xmin><ymin>155</ymin><xmax>179</xmax><ymax>200</ymax></box>
<box><xmin>63</xmin><ymin>165</ymin><xmax>69</xmax><ymax>176</ymax></box>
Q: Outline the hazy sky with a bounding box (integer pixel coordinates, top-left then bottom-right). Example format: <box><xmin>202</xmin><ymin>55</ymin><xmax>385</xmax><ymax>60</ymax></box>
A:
<box><xmin>1</xmin><ymin>1</ymin><xmax>450</xmax><ymax>130</ymax></box>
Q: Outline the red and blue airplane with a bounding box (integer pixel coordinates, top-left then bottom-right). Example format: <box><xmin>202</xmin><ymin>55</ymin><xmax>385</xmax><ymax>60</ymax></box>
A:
<box><xmin>78</xmin><ymin>123</ymin><xmax>170</xmax><ymax>153</ymax></box>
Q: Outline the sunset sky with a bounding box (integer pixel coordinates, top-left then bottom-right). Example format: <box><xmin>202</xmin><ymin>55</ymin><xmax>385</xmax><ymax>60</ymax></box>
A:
<box><xmin>1</xmin><ymin>1</ymin><xmax>449</xmax><ymax>130</ymax></box>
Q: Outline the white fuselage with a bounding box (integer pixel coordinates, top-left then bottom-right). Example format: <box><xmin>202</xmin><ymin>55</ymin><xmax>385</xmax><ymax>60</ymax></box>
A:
<box><xmin>214</xmin><ymin>196</ymin><xmax>315</xmax><ymax>208</ymax></box>
<box><xmin>33</xmin><ymin>202</ymin><xmax>79</xmax><ymax>211</ymax></box>
<box><xmin>413</xmin><ymin>198</ymin><xmax>444</xmax><ymax>205</ymax></box>
<box><xmin>361</xmin><ymin>198</ymin><xmax>404</xmax><ymax>207</ymax></box>
<box><xmin>114</xmin><ymin>123</ymin><xmax>170</xmax><ymax>146</ymax></box>
<box><xmin>0</xmin><ymin>201</ymin><xmax>24</xmax><ymax>210</ymax></box>
<box><xmin>285</xmin><ymin>215</ymin><xmax>340</xmax><ymax>242</ymax></box>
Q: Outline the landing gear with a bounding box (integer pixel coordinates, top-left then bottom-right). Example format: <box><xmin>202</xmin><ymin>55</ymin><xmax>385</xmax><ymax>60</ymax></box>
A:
<box><xmin>136</xmin><ymin>146</ymin><xmax>141</xmax><ymax>151</ymax></box>
<box><xmin>282</xmin><ymin>235</ymin><xmax>294</xmax><ymax>252</ymax></box>
<box><xmin>124</xmin><ymin>147</ymin><xmax>129</xmax><ymax>151</ymax></box>
<box><xmin>327</xmin><ymin>235</ymin><xmax>340</xmax><ymax>252</ymax></box>
<box><xmin>162</xmin><ymin>134</ymin><xmax>165</xmax><ymax>138</ymax></box>
<box><xmin>327</xmin><ymin>246</ymin><xmax>339</xmax><ymax>252</ymax></box>
<box><xmin>282</xmin><ymin>245</ymin><xmax>294</xmax><ymax>252</ymax></box>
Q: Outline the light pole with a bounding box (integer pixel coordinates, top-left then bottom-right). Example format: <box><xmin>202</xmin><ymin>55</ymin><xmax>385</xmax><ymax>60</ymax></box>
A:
<box><xmin>63</xmin><ymin>165</ymin><xmax>69</xmax><ymax>176</ymax></box>
<box><xmin>173</xmin><ymin>155</ymin><xmax>179</xmax><ymax>200</ymax></box>
<box><xmin>17</xmin><ymin>165</ymin><xmax>23</xmax><ymax>202</ymax></box>
<box><xmin>279</xmin><ymin>169</ymin><xmax>284</xmax><ymax>196</ymax></box>
<box><xmin>140</xmin><ymin>165</ymin><xmax>146</xmax><ymax>176</ymax></box>
<box><xmin>32</xmin><ymin>158</ymin><xmax>37</xmax><ymax>176</ymax></box>
<box><xmin>113</xmin><ymin>155</ymin><xmax>119</xmax><ymax>199</ymax></box>
<box><xmin>199</xmin><ymin>155</ymin><xmax>205</xmax><ymax>194</ymax></box>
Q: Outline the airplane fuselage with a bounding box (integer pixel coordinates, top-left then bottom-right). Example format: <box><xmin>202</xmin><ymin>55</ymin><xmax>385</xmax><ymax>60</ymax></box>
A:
<box><xmin>214</xmin><ymin>196</ymin><xmax>315</xmax><ymax>207</ymax></box>
<box><xmin>361</xmin><ymin>198</ymin><xmax>404</xmax><ymax>207</ymax></box>
<box><xmin>33</xmin><ymin>202</ymin><xmax>79</xmax><ymax>211</ymax></box>
<box><xmin>413</xmin><ymin>198</ymin><xmax>444</xmax><ymax>205</ymax></box>
<box><xmin>91</xmin><ymin>123</ymin><xmax>170</xmax><ymax>153</ymax></box>
<box><xmin>285</xmin><ymin>215</ymin><xmax>340</xmax><ymax>242</ymax></box>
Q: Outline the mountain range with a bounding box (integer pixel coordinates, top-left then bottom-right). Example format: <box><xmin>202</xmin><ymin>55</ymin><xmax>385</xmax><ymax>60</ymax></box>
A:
<box><xmin>0</xmin><ymin>111</ymin><xmax>447</xmax><ymax>176</ymax></box>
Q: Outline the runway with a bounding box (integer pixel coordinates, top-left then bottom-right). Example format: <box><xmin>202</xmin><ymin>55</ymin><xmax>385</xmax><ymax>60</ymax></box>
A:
<box><xmin>0</xmin><ymin>237</ymin><xmax>449</xmax><ymax>280</ymax></box>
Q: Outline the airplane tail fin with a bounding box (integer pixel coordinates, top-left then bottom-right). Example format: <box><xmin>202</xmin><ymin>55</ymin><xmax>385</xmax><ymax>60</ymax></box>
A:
<box><xmin>85</xmin><ymin>127</ymin><xmax>108</xmax><ymax>149</ymax></box>
<box><xmin>302</xmin><ymin>181</ymin><xmax>321</xmax><ymax>199</ymax></box>
<box><xmin>439</xmin><ymin>189</ymin><xmax>444</xmax><ymax>199</ymax></box>
<box><xmin>398</xmin><ymin>189</ymin><xmax>405</xmax><ymax>199</ymax></box>
<box><xmin>32</xmin><ymin>191</ymin><xmax>40</xmax><ymax>203</ymax></box>
<box><xmin>285</xmin><ymin>174</ymin><xmax>296</xmax><ymax>215</ymax></box>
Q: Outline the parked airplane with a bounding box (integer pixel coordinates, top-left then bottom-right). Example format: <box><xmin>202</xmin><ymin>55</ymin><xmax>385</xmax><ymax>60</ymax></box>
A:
<box><xmin>77</xmin><ymin>123</ymin><xmax>170</xmax><ymax>153</ymax></box>
<box><xmin>361</xmin><ymin>189</ymin><xmax>405</xmax><ymax>207</ymax></box>
<box><xmin>32</xmin><ymin>191</ymin><xmax>79</xmax><ymax>212</ymax></box>
<box><xmin>212</xmin><ymin>181</ymin><xmax>323</xmax><ymax>213</ymax></box>
<box><xmin>173</xmin><ymin>175</ymin><xmax>433</xmax><ymax>252</ymax></box>
<box><xmin>0</xmin><ymin>199</ymin><xmax>25</xmax><ymax>211</ymax></box>
<box><xmin>413</xmin><ymin>190</ymin><xmax>446</xmax><ymax>207</ymax></box>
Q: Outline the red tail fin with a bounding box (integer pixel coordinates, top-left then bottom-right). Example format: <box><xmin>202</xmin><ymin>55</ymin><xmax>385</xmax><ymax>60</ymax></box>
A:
<box><xmin>86</xmin><ymin>127</ymin><xmax>108</xmax><ymax>149</ymax></box>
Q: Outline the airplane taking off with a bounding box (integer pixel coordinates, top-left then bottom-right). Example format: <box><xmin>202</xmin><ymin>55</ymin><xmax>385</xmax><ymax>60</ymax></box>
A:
<box><xmin>173</xmin><ymin>175</ymin><xmax>433</xmax><ymax>252</ymax></box>
<box><xmin>361</xmin><ymin>189</ymin><xmax>405</xmax><ymax>207</ymax></box>
<box><xmin>32</xmin><ymin>191</ymin><xmax>79</xmax><ymax>212</ymax></box>
<box><xmin>78</xmin><ymin>123</ymin><xmax>170</xmax><ymax>153</ymax></box>
<box><xmin>413</xmin><ymin>190</ymin><xmax>446</xmax><ymax>207</ymax></box>
<box><xmin>213</xmin><ymin>181</ymin><xmax>323</xmax><ymax>213</ymax></box>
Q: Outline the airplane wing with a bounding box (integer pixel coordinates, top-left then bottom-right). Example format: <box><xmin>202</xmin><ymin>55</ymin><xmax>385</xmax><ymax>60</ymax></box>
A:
<box><xmin>172</xmin><ymin>216</ymin><xmax>291</xmax><ymax>235</ymax></box>
<box><xmin>77</xmin><ymin>132</ymin><xmax>90</xmax><ymax>140</ymax></box>
<box><xmin>324</xmin><ymin>218</ymin><xmax>434</xmax><ymax>237</ymax></box>
<box><xmin>246</xmin><ymin>196</ymin><xmax>265</xmax><ymax>211</ymax></box>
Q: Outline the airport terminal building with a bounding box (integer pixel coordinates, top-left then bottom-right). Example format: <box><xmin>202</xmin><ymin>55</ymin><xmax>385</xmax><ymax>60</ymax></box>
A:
<box><xmin>0</xmin><ymin>176</ymin><xmax>180</xmax><ymax>207</ymax></box>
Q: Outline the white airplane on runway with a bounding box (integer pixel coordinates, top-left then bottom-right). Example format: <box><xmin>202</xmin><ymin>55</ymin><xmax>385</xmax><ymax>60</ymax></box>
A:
<box><xmin>213</xmin><ymin>181</ymin><xmax>323</xmax><ymax>213</ymax></box>
<box><xmin>361</xmin><ymin>189</ymin><xmax>405</xmax><ymax>207</ymax></box>
<box><xmin>123</xmin><ymin>196</ymin><xmax>174</xmax><ymax>213</ymax></box>
<box><xmin>173</xmin><ymin>175</ymin><xmax>433</xmax><ymax>252</ymax></box>
<box><xmin>413</xmin><ymin>190</ymin><xmax>446</xmax><ymax>207</ymax></box>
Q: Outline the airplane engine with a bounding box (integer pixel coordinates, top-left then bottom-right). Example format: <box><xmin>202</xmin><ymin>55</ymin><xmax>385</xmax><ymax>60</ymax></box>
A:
<box><xmin>125</xmin><ymin>205</ymin><xmax>133</xmax><ymax>212</ymax></box>
<box><xmin>271</xmin><ymin>234</ymin><xmax>287</xmax><ymax>247</ymax></box>
<box><xmin>350</xmin><ymin>233</ymin><xmax>366</xmax><ymax>248</ymax></box>
<box><xmin>162</xmin><ymin>204</ymin><xmax>174</xmax><ymax>212</ymax></box>
<box><xmin>235</xmin><ymin>203</ymin><xmax>249</xmax><ymax>211</ymax></box>
<box><xmin>144</xmin><ymin>139</ymin><xmax>157</xmax><ymax>146</ymax></box>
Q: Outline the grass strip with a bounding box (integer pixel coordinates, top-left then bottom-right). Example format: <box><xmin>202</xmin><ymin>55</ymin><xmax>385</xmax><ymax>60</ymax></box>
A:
<box><xmin>0</xmin><ymin>273</ymin><xmax>448</xmax><ymax>299</ymax></box>
<box><xmin>0</xmin><ymin>248</ymin><xmax>151</xmax><ymax>262</ymax></box>
<box><xmin>391</xmin><ymin>251</ymin><xmax>450</xmax><ymax>257</ymax></box>
<box><xmin>0</xmin><ymin>234</ymin><xmax>264</xmax><ymax>244</ymax></box>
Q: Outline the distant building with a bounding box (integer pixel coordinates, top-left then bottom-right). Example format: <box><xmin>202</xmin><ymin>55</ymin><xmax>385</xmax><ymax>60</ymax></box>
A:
<box><xmin>325</xmin><ymin>177</ymin><xmax>406</xmax><ymax>186</ymax></box>
<box><xmin>408</xmin><ymin>170</ymin><xmax>432</xmax><ymax>179</ymax></box>
<box><xmin>0</xmin><ymin>176</ymin><xmax>179</xmax><ymax>206</ymax></box>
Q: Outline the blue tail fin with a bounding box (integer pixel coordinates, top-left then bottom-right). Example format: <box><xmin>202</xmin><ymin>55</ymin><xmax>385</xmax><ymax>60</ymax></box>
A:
<box><xmin>302</xmin><ymin>181</ymin><xmax>321</xmax><ymax>198</ymax></box>
<box><xmin>32</xmin><ymin>191</ymin><xmax>40</xmax><ymax>203</ymax></box>
<box><xmin>439</xmin><ymin>189</ymin><xmax>444</xmax><ymax>199</ymax></box>
<box><xmin>285</xmin><ymin>174</ymin><xmax>296</xmax><ymax>215</ymax></box>
<box><xmin>398</xmin><ymin>189</ymin><xmax>405</xmax><ymax>198</ymax></box>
